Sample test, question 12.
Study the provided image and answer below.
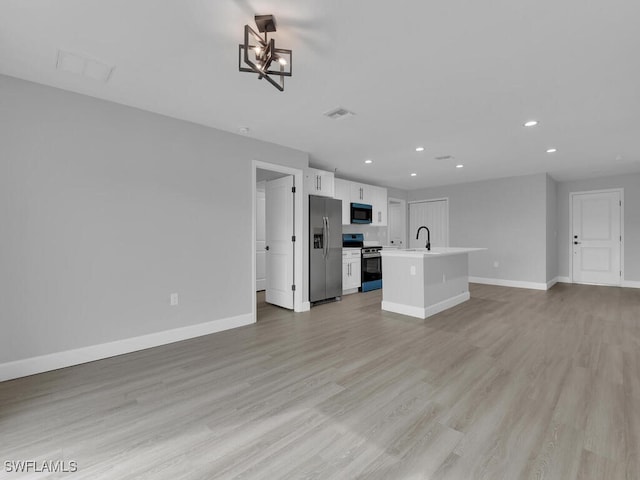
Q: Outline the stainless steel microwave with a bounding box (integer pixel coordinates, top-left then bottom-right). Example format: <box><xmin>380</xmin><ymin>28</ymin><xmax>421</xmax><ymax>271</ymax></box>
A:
<box><xmin>350</xmin><ymin>202</ymin><xmax>373</xmax><ymax>224</ymax></box>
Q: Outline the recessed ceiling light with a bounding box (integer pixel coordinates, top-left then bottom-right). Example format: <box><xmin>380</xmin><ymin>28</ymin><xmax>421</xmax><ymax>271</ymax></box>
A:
<box><xmin>523</xmin><ymin>120</ymin><xmax>539</xmax><ymax>127</ymax></box>
<box><xmin>456</xmin><ymin>164</ymin><xmax>464</xmax><ymax>169</ymax></box>
<box><xmin>415</xmin><ymin>147</ymin><xmax>424</xmax><ymax>152</ymax></box>
<box><xmin>410</xmin><ymin>173</ymin><xmax>417</xmax><ymax>177</ymax></box>
<box><xmin>546</xmin><ymin>148</ymin><xmax>557</xmax><ymax>153</ymax></box>
<box><xmin>364</xmin><ymin>159</ymin><xmax>373</xmax><ymax>164</ymax></box>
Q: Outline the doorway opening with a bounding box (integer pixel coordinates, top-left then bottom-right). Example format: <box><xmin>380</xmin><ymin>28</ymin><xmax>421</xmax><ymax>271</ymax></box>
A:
<box><xmin>387</xmin><ymin>197</ymin><xmax>407</xmax><ymax>248</ymax></box>
<box><xmin>570</xmin><ymin>188</ymin><xmax>623</xmax><ymax>286</ymax></box>
<box><xmin>252</xmin><ymin>161</ymin><xmax>304</xmax><ymax>323</ymax></box>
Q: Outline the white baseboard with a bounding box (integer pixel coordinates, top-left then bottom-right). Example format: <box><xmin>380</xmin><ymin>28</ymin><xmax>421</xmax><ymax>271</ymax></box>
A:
<box><xmin>298</xmin><ymin>301</ymin><xmax>311</xmax><ymax>312</ymax></box>
<box><xmin>382</xmin><ymin>292</ymin><xmax>470</xmax><ymax>320</ymax></box>
<box><xmin>0</xmin><ymin>313</ymin><xmax>254</xmax><ymax>382</ymax></box>
<box><xmin>342</xmin><ymin>288</ymin><xmax>359</xmax><ymax>296</ymax></box>
<box><xmin>622</xmin><ymin>280</ymin><xmax>640</xmax><ymax>289</ymax></box>
<box><xmin>469</xmin><ymin>276</ymin><xmax>549</xmax><ymax>291</ymax></box>
<box><xmin>556</xmin><ymin>276</ymin><xmax>571</xmax><ymax>283</ymax></box>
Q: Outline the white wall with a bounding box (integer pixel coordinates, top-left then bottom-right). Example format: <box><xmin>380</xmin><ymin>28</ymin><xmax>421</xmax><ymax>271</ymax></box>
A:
<box><xmin>408</xmin><ymin>174</ymin><xmax>549</xmax><ymax>285</ymax></box>
<box><xmin>557</xmin><ymin>173</ymin><xmax>640</xmax><ymax>282</ymax></box>
<box><xmin>0</xmin><ymin>75</ymin><xmax>308</xmax><ymax>366</ymax></box>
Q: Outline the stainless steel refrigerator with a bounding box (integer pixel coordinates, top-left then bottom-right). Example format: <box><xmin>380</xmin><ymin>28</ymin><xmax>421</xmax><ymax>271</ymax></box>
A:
<box><xmin>309</xmin><ymin>195</ymin><xmax>343</xmax><ymax>303</ymax></box>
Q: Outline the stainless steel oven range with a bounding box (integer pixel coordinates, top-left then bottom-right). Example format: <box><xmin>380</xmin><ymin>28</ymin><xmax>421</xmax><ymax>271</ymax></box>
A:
<box><xmin>361</xmin><ymin>246</ymin><xmax>382</xmax><ymax>291</ymax></box>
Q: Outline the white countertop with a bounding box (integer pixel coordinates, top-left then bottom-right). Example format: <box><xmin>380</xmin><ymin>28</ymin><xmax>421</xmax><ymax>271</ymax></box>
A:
<box><xmin>381</xmin><ymin>247</ymin><xmax>486</xmax><ymax>258</ymax></box>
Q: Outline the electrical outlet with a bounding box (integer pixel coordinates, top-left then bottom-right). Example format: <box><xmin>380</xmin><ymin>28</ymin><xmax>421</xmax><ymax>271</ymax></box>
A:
<box><xmin>493</xmin><ymin>261</ymin><xmax>499</xmax><ymax>268</ymax></box>
<box><xmin>410</xmin><ymin>265</ymin><xmax>416</xmax><ymax>276</ymax></box>
<box><xmin>170</xmin><ymin>293</ymin><xmax>179</xmax><ymax>306</ymax></box>
<box><xmin>442</xmin><ymin>273</ymin><xmax>446</xmax><ymax>283</ymax></box>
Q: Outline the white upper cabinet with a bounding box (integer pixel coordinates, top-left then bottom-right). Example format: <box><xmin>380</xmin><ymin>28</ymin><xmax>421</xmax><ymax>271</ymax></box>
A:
<box><xmin>370</xmin><ymin>186</ymin><xmax>388</xmax><ymax>226</ymax></box>
<box><xmin>334</xmin><ymin>178</ymin><xmax>351</xmax><ymax>225</ymax></box>
<box><xmin>349</xmin><ymin>182</ymin><xmax>374</xmax><ymax>205</ymax></box>
<box><xmin>334</xmin><ymin>178</ymin><xmax>387</xmax><ymax>226</ymax></box>
<box><xmin>304</xmin><ymin>168</ymin><xmax>334</xmax><ymax>197</ymax></box>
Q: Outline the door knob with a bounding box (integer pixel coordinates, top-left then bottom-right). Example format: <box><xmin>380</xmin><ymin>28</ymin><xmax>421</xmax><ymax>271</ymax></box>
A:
<box><xmin>265</xmin><ymin>246</ymin><xmax>270</xmax><ymax>250</ymax></box>
<box><xmin>574</xmin><ymin>241</ymin><xmax>581</xmax><ymax>245</ymax></box>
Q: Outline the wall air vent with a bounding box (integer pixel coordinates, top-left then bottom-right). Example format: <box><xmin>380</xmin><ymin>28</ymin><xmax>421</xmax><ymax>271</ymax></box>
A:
<box><xmin>323</xmin><ymin>107</ymin><xmax>355</xmax><ymax>120</ymax></box>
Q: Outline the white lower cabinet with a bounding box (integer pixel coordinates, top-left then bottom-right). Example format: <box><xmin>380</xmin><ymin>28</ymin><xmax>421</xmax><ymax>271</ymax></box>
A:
<box><xmin>342</xmin><ymin>248</ymin><xmax>361</xmax><ymax>294</ymax></box>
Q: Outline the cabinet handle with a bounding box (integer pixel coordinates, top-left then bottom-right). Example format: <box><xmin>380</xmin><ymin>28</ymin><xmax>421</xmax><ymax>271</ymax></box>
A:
<box><xmin>316</xmin><ymin>175</ymin><xmax>319</xmax><ymax>190</ymax></box>
<box><xmin>319</xmin><ymin>176</ymin><xmax>322</xmax><ymax>191</ymax></box>
<box><xmin>378</xmin><ymin>211</ymin><xmax>381</xmax><ymax>222</ymax></box>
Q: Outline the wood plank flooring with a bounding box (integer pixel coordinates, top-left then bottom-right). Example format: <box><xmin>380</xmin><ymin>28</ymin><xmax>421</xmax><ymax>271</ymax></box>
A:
<box><xmin>1</xmin><ymin>283</ymin><xmax>639</xmax><ymax>479</ymax></box>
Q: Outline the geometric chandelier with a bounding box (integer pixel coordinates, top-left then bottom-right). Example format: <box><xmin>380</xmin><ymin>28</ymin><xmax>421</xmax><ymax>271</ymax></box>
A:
<box><xmin>238</xmin><ymin>15</ymin><xmax>292</xmax><ymax>92</ymax></box>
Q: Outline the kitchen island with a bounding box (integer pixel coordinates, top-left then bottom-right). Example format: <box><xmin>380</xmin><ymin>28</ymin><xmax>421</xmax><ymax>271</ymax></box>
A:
<box><xmin>381</xmin><ymin>247</ymin><xmax>485</xmax><ymax>319</ymax></box>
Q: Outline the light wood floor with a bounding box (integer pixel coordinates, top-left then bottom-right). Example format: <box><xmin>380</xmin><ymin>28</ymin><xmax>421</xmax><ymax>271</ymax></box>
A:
<box><xmin>1</xmin><ymin>283</ymin><xmax>639</xmax><ymax>479</ymax></box>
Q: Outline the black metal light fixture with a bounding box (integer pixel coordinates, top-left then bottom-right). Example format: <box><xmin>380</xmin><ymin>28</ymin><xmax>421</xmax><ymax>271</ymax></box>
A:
<box><xmin>238</xmin><ymin>15</ymin><xmax>292</xmax><ymax>92</ymax></box>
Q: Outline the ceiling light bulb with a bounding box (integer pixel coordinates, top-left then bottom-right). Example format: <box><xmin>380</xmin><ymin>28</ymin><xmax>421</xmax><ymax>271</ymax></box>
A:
<box><xmin>456</xmin><ymin>164</ymin><xmax>464</xmax><ymax>169</ymax></box>
<box><xmin>410</xmin><ymin>173</ymin><xmax>417</xmax><ymax>177</ymax></box>
<box><xmin>278</xmin><ymin>57</ymin><xmax>287</xmax><ymax>66</ymax></box>
<box><xmin>415</xmin><ymin>147</ymin><xmax>424</xmax><ymax>152</ymax></box>
<box><xmin>546</xmin><ymin>148</ymin><xmax>557</xmax><ymax>153</ymax></box>
<box><xmin>364</xmin><ymin>159</ymin><xmax>373</xmax><ymax>164</ymax></box>
<box><xmin>523</xmin><ymin>120</ymin><xmax>539</xmax><ymax>127</ymax></box>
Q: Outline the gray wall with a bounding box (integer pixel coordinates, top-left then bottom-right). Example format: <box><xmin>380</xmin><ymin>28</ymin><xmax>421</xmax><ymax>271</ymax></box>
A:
<box><xmin>546</xmin><ymin>175</ymin><xmax>558</xmax><ymax>282</ymax></box>
<box><xmin>0</xmin><ymin>75</ymin><xmax>308</xmax><ymax>363</ymax></box>
<box><xmin>408</xmin><ymin>174</ymin><xmax>548</xmax><ymax>284</ymax></box>
<box><xmin>557</xmin><ymin>173</ymin><xmax>640</xmax><ymax>281</ymax></box>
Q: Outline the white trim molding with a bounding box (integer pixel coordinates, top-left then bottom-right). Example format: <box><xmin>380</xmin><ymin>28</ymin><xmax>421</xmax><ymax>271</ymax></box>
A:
<box><xmin>556</xmin><ymin>276</ymin><xmax>571</xmax><ymax>283</ymax></box>
<box><xmin>469</xmin><ymin>276</ymin><xmax>549</xmax><ymax>291</ymax></box>
<box><xmin>0</xmin><ymin>313</ymin><xmax>253</xmax><ymax>382</ymax></box>
<box><xmin>622</xmin><ymin>280</ymin><xmax>640</xmax><ymax>289</ymax></box>
<box><xmin>382</xmin><ymin>292</ymin><xmax>470</xmax><ymax>320</ymax></box>
<box><xmin>546</xmin><ymin>277</ymin><xmax>559</xmax><ymax>289</ymax></box>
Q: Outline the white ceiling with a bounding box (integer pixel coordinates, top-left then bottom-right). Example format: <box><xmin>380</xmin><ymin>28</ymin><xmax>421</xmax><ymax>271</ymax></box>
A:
<box><xmin>2</xmin><ymin>0</ymin><xmax>640</xmax><ymax>190</ymax></box>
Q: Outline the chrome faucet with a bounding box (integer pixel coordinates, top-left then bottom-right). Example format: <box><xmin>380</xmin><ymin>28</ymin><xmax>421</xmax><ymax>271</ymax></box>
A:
<box><xmin>416</xmin><ymin>226</ymin><xmax>431</xmax><ymax>251</ymax></box>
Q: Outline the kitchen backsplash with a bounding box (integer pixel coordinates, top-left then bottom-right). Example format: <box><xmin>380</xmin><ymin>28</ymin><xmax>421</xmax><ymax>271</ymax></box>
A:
<box><xmin>342</xmin><ymin>224</ymin><xmax>389</xmax><ymax>246</ymax></box>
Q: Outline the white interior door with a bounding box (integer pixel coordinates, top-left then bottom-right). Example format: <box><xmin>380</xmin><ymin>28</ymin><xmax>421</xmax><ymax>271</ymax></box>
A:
<box><xmin>409</xmin><ymin>199</ymin><xmax>449</xmax><ymax>248</ymax></box>
<box><xmin>265</xmin><ymin>175</ymin><xmax>294</xmax><ymax>309</ymax></box>
<box><xmin>572</xmin><ymin>190</ymin><xmax>621</xmax><ymax>286</ymax></box>
<box><xmin>256</xmin><ymin>182</ymin><xmax>266</xmax><ymax>291</ymax></box>
<box><xmin>388</xmin><ymin>198</ymin><xmax>407</xmax><ymax>247</ymax></box>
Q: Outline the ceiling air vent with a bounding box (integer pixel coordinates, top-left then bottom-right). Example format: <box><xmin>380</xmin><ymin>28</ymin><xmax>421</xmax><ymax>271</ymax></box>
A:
<box><xmin>435</xmin><ymin>155</ymin><xmax>454</xmax><ymax>161</ymax></box>
<box><xmin>323</xmin><ymin>107</ymin><xmax>355</xmax><ymax>120</ymax></box>
<box><xmin>56</xmin><ymin>50</ymin><xmax>114</xmax><ymax>83</ymax></box>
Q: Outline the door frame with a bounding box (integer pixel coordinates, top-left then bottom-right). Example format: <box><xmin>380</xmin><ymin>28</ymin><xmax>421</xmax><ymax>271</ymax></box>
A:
<box><xmin>408</xmin><ymin>197</ymin><xmax>450</xmax><ymax>247</ymax></box>
<box><xmin>387</xmin><ymin>197</ymin><xmax>407</xmax><ymax>247</ymax></box>
<box><xmin>569</xmin><ymin>188</ymin><xmax>624</xmax><ymax>285</ymax></box>
<box><xmin>252</xmin><ymin>161</ymin><xmax>304</xmax><ymax>320</ymax></box>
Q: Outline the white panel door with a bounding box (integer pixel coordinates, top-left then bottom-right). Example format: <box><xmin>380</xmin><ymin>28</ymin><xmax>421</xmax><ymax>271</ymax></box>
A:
<box><xmin>256</xmin><ymin>182</ymin><xmax>266</xmax><ymax>291</ymax></box>
<box><xmin>572</xmin><ymin>191</ymin><xmax>621</xmax><ymax>286</ymax></box>
<box><xmin>266</xmin><ymin>175</ymin><xmax>294</xmax><ymax>309</ymax></box>
<box><xmin>388</xmin><ymin>199</ymin><xmax>407</xmax><ymax>247</ymax></box>
<box><xmin>409</xmin><ymin>200</ymin><xmax>449</xmax><ymax>248</ymax></box>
